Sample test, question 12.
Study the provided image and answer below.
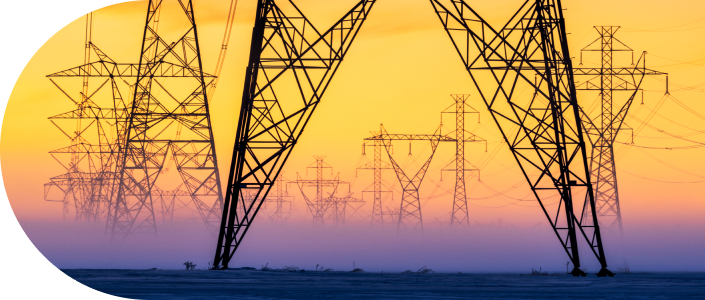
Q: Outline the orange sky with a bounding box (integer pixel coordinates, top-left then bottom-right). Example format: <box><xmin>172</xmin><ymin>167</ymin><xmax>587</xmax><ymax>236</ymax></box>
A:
<box><xmin>3</xmin><ymin>0</ymin><xmax>705</xmax><ymax>230</ymax></box>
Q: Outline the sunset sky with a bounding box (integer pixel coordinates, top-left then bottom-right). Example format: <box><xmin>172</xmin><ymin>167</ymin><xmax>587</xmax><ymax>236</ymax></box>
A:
<box><xmin>2</xmin><ymin>0</ymin><xmax>705</xmax><ymax>276</ymax></box>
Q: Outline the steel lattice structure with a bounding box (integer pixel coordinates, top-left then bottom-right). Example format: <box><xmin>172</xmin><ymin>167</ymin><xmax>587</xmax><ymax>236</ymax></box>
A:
<box><xmin>574</xmin><ymin>26</ymin><xmax>667</xmax><ymax>234</ymax></box>
<box><xmin>365</xmin><ymin>125</ymin><xmax>455</xmax><ymax>233</ymax></box>
<box><xmin>108</xmin><ymin>0</ymin><xmax>225</xmax><ymax>240</ymax></box>
<box><xmin>264</xmin><ymin>173</ymin><xmax>293</xmax><ymax>222</ymax></box>
<box><xmin>288</xmin><ymin>158</ymin><xmax>363</xmax><ymax>226</ymax></box>
<box><xmin>44</xmin><ymin>14</ymin><xmax>132</xmax><ymax>224</ymax></box>
<box><xmin>213</xmin><ymin>0</ymin><xmax>376</xmax><ymax>269</ymax></box>
<box><xmin>47</xmin><ymin>0</ymin><xmax>240</xmax><ymax>234</ymax></box>
<box><xmin>329</xmin><ymin>193</ymin><xmax>365</xmax><ymax>225</ymax></box>
<box><xmin>359</xmin><ymin>139</ymin><xmax>393</xmax><ymax>226</ymax></box>
<box><xmin>430</xmin><ymin>0</ymin><xmax>612</xmax><ymax>276</ymax></box>
<box><xmin>152</xmin><ymin>185</ymin><xmax>190</xmax><ymax>224</ymax></box>
<box><xmin>290</xmin><ymin>157</ymin><xmax>346</xmax><ymax>226</ymax></box>
<box><xmin>440</xmin><ymin>95</ymin><xmax>484</xmax><ymax>227</ymax></box>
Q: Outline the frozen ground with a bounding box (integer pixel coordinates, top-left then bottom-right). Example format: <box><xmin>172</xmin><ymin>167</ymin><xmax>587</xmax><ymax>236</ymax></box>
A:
<box><xmin>63</xmin><ymin>269</ymin><xmax>705</xmax><ymax>299</ymax></box>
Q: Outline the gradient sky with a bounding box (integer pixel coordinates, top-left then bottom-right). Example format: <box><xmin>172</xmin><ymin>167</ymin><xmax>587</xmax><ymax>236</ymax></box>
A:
<box><xmin>2</xmin><ymin>0</ymin><xmax>705</xmax><ymax>273</ymax></box>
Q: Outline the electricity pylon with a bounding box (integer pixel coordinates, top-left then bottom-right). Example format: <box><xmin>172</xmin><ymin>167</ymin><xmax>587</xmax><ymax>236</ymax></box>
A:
<box><xmin>152</xmin><ymin>185</ymin><xmax>189</xmax><ymax>224</ymax></box>
<box><xmin>383</xmin><ymin>207</ymin><xmax>400</xmax><ymax>225</ymax></box>
<box><xmin>430</xmin><ymin>0</ymin><xmax>613</xmax><ymax>276</ymax></box>
<box><xmin>329</xmin><ymin>193</ymin><xmax>365</xmax><ymax>225</ymax></box>
<box><xmin>365</xmin><ymin>124</ymin><xmax>455</xmax><ymax>233</ymax></box>
<box><xmin>265</xmin><ymin>173</ymin><xmax>293</xmax><ymax>222</ymax></box>
<box><xmin>109</xmin><ymin>0</ymin><xmax>224</xmax><ymax>240</ymax></box>
<box><xmin>46</xmin><ymin>42</ymin><xmax>136</xmax><ymax>225</ymax></box>
<box><xmin>574</xmin><ymin>26</ymin><xmax>668</xmax><ymax>234</ymax></box>
<box><xmin>359</xmin><ymin>139</ymin><xmax>393</xmax><ymax>226</ymax></box>
<box><xmin>290</xmin><ymin>157</ymin><xmax>348</xmax><ymax>226</ymax></box>
<box><xmin>440</xmin><ymin>94</ymin><xmax>484</xmax><ymax>227</ymax></box>
<box><xmin>213</xmin><ymin>0</ymin><xmax>376</xmax><ymax>269</ymax></box>
<box><xmin>44</xmin><ymin>12</ymin><xmax>132</xmax><ymax>224</ymax></box>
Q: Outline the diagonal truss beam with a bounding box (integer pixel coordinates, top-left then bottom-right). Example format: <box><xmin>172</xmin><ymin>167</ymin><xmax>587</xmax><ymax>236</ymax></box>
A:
<box><xmin>430</xmin><ymin>0</ymin><xmax>612</xmax><ymax>276</ymax></box>
<box><xmin>110</xmin><ymin>0</ymin><xmax>224</xmax><ymax>241</ymax></box>
<box><xmin>213</xmin><ymin>0</ymin><xmax>376</xmax><ymax>269</ymax></box>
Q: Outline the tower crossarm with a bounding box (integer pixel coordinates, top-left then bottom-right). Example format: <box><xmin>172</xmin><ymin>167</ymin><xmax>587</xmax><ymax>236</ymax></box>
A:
<box><xmin>49</xmin><ymin>143</ymin><xmax>116</xmax><ymax>155</ymax></box>
<box><xmin>292</xmin><ymin>179</ymin><xmax>341</xmax><ymax>187</ymax></box>
<box><xmin>47</xmin><ymin>61</ymin><xmax>216</xmax><ymax>78</ymax></box>
<box><xmin>365</xmin><ymin>133</ymin><xmax>455</xmax><ymax>142</ymax></box>
<box><xmin>49</xmin><ymin>107</ymin><xmax>130</xmax><ymax>120</ymax></box>
<box><xmin>573</xmin><ymin>67</ymin><xmax>665</xmax><ymax>77</ymax></box>
<box><xmin>575</xmin><ymin>65</ymin><xmax>667</xmax><ymax>91</ymax></box>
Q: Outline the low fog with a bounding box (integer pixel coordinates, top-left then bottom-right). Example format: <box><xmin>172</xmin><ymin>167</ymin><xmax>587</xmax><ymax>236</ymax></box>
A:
<box><xmin>20</xmin><ymin>219</ymin><xmax>705</xmax><ymax>273</ymax></box>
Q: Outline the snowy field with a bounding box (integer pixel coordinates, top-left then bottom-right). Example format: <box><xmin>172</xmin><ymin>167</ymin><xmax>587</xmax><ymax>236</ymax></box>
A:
<box><xmin>63</xmin><ymin>269</ymin><xmax>705</xmax><ymax>299</ymax></box>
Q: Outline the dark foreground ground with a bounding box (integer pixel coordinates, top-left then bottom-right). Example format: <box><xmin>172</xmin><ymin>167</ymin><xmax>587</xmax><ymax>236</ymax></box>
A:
<box><xmin>63</xmin><ymin>269</ymin><xmax>705</xmax><ymax>299</ymax></box>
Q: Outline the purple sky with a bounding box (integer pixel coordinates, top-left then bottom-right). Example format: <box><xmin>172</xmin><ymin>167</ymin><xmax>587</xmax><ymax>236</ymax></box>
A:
<box><xmin>20</xmin><ymin>219</ymin><xmax>705</xmax><ymax>273</ymax></box>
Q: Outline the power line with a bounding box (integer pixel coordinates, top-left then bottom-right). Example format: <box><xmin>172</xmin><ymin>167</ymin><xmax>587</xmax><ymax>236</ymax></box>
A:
<box><xmin>635</xmin><ymin>147</ymin><xmax>705</xmax><ymax>179</ymax></box>
<box><xmin>616</xmin><ymin>141</ymin><xmax>705</xmax><ymax>150</ymax></box>
<box><xmin>621</xmin><ymin>16</ymin><xmax>705</xmax><ymax>32</ymax></box>
<box><xmin>620</xmin><ymin>168</ymin><xmax>705</xmax><ymax>184</ymax></box>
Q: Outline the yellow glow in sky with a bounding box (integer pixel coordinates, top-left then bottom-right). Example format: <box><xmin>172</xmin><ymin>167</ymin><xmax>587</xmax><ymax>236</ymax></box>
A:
<box><xmin>3</xmin><ymin>0</ymin><xmax>705</xmax><ymax>228</ymax></box>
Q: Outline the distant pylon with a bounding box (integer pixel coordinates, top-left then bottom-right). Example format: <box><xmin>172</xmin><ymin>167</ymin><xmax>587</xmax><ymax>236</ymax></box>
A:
<box><xmin>44</xmin><ymin>12</ymin><xmax>131</xmax><ymax>224</ymax></box>
<box><xmin>266</xmin><ymin>173</ymin><xmax>293</xmax><ymax>222</ymax></box>
<box><xmin>329</xmin><ymin>193</ymin><xmax>365</xmax><ymax>225</ymax></box>
<box><xmin>440</xmin><ymin>94</ymin><xmax>484</xmax><ymax>227</ymax></box>
<box><xmin>291</xmin><ymin>157</ymin><xmax>349</xmax><ymax>226</ymax></box>
<box><xmin>574</xmin><ymin>26</ymin><xmax>668</xmax><ymax>234</ymax></box>
<box><xmin>109</xmin><ymin>0</ymin><xmax>224</xmax><ymax>240</ymax></box>
<box><xmin>366</xmin><ymin>124</ymin><xmax>455</xmax><ymax>233</ymax></box>
<box><xmin>359</xmin><ymin>139</ymin><xmax>393</xmax><ymax>226</ymax></box>
<box><xmin>152</xmin><ymin>185</ymin><xmax>189</xmax><ymax>224</ymax></box>
<box><xmin>383</xmin><ymin>207</ymin><xmax>400</xmax><ymax>225</ymax></box>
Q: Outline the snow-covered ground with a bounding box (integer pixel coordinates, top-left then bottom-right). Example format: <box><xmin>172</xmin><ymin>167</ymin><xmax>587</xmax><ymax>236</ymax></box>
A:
<box><xmin>63</xmin><ymin>269</ymin><xmax>705</xmax><ymax>299</ymax></box>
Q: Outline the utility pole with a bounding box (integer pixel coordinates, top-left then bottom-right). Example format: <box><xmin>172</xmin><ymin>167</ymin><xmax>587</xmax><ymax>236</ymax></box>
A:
<box><xmin>574</xmin><ymin>26</ymin><xmax>668</xmax><ymax>234</ymax></box>
<box><xmin>214</xmin><ymin>0</ymin><xmax>376</xmax><ymax>269</ymax></box>
<box><xmin>431</xmin><ymin>0</ymin><xmax>613</xmax><ymax>276</ymax></box>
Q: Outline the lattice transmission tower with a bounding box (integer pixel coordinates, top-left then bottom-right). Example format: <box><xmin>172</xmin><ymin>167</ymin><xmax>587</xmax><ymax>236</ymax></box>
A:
<box><xmin>430</xmin><ymin>0</ymin><xmax>613</xmax><ymax>276</ymax></box>
<box><xmin>152</xmin><ymin>185</ymin><xmax>189</xmax><ymax>224</ymax></box>
<box><xmin>290</xmin><ymin>157</ymin><xmax>349</xmax><ymax>226</ymax></box>
<box><xmin>109</xmin><ymin>0</ymin><xmax>225</xmax><ymax>240</ymax></box>
<box><xmin>329</xmin><ymin>193</ymin><xmax>366</xmax><ymax>225</ymax></box>
<box><xmin>213</xmin><ymin>0</ymin><xmax>376</xmax><ymax>269</ymax></box>
<box><xmin>440</xmin><ymin>94</ymin><xmax>484</xmax><ymax>227</ymax></box>
<box><xmin>359</xmin><ymin>139</ymin><xmax>393</xmax><ymax>226</ymax></box>
<box><xmin>365</xmin><ymin>124</ymin><xmax>455</xmax><ymax>233</ymax></box>
<box><xmin>264</xmin><ymin>173</ymin><xmax>293</xmax><ymax>222</ymax></box>
<box><xmin>573</xmin><ymin>26</ymin><xmax>667</xmax><ymax>234</ymax></box>
<box><xmin>44</xmin><ymin>12</ymin><xmax>132</xmax><ymax>224</ymax></box>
